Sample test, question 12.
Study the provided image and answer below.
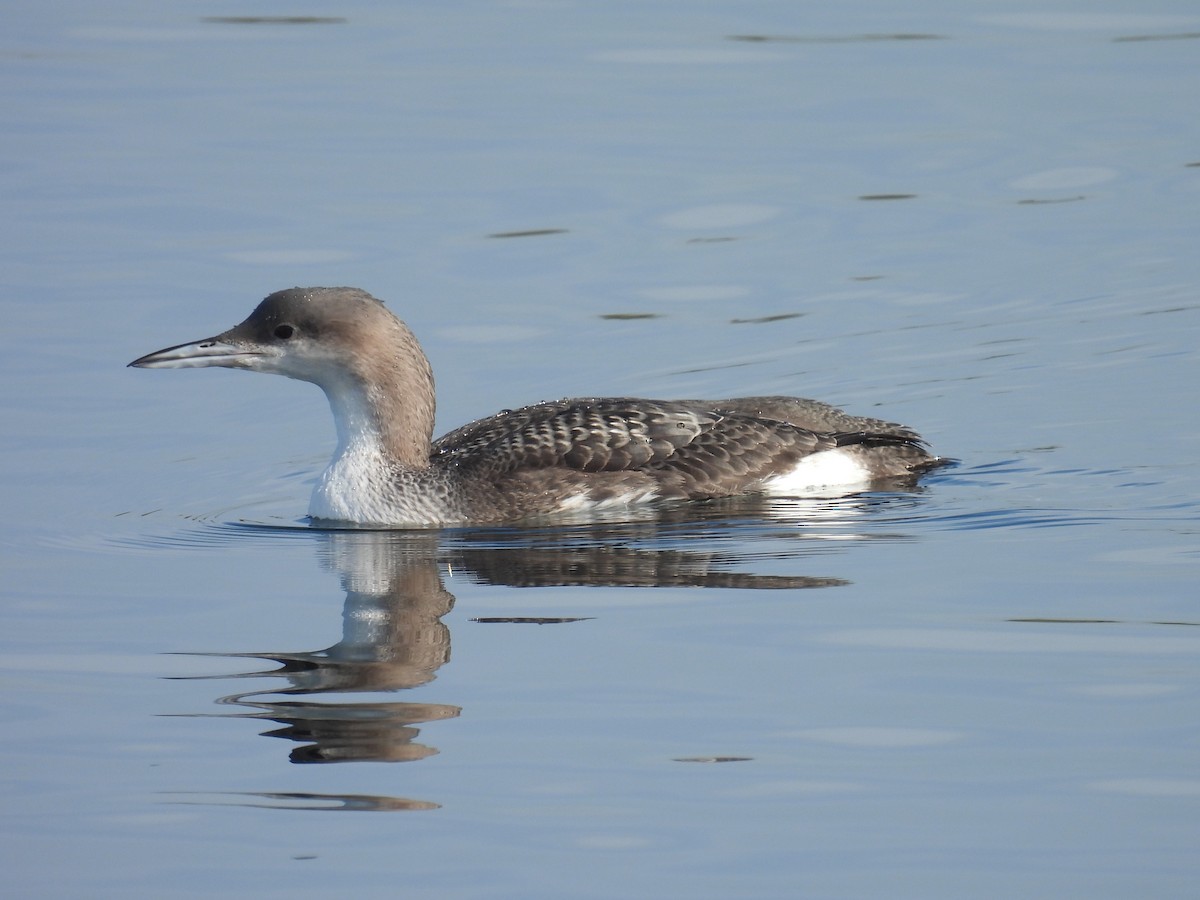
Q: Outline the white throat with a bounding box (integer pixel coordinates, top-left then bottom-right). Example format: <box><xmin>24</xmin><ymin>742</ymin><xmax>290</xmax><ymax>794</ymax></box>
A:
<box><xmin>308</xmin><ymin>374</ymin><xmax>397</xmax><ymax>523</ymax></box>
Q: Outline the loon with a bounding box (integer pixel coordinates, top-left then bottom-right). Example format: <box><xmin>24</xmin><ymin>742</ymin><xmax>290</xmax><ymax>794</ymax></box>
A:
<box><xmin>129</xmin><ymin>287</ymin><xmax>943</xmax><ymax>526</ymax></box>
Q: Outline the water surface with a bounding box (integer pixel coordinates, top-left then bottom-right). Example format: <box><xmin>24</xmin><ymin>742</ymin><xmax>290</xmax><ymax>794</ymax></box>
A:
<box><xmin>2</xmin><ymin>3</ymin><xmax>1199</xmax><ymax>898</ymax></box>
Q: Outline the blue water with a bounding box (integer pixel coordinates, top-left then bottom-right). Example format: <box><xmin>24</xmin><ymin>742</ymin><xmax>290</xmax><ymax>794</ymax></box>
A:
<box><xmin>3</xmin><ymin>3</ymin><xmax>1199</xmax><ymax>898</ymax></box>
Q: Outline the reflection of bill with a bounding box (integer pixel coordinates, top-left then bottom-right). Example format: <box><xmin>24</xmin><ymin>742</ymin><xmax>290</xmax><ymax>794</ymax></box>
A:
<box><xmin>174</xmin><ymin>531</ymin><xmax>457</xmax><ymax>770</ymax></box>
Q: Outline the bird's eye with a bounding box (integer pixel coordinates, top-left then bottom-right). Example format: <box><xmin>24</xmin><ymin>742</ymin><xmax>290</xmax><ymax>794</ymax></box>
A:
<box><xmin>273</xmin><ymin>324</ymin><xmax>295</xmax><ymax>340</ymax></box>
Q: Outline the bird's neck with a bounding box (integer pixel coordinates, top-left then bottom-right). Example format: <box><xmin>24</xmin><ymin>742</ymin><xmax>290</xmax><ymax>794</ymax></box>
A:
<box><xmin>308</xmin><ymin>353</ymin><xmax>439</xmax><ymax>524</ymax></box>
<box><xmin>321</xmin><ymin>346</ymin><xmax>436</xmax><ymax>472</ymax></box>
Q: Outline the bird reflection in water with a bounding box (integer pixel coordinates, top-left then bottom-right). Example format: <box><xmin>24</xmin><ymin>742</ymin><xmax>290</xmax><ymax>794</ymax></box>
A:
<box><xmin>168</xmin><ymin>496</ymin><xmax>908</xmax><ymax>810</ymax></box>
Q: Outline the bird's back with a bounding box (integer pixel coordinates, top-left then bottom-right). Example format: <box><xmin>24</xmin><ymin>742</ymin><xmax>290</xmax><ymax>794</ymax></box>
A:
<box><xmin>425</xmin><ymin>395</ymin><xmax>937</xmax><ymax>521</ymax></box>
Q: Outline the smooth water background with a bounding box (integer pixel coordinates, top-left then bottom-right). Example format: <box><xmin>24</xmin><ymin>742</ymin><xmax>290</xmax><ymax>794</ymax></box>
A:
<box><xmin>3</xmin><ymin>3</ymin><xmax>1199</xmax><ymax>898</ymax></box>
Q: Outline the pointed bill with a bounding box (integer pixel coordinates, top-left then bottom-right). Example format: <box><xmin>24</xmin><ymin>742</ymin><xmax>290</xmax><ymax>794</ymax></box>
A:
<box><xmin>128</xmin><ymin>337</ymin><xmax>267</xmax><ymax>370</ymax></box>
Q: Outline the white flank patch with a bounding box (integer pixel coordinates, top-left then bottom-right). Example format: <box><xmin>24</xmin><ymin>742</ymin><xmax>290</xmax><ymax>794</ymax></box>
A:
<box><xmin>556</xmin><ymin>489</ymin><xmax>660</xmax><ymax>513</ymax></box>
<box><xmin>761</xmin><ymin>450</ymin><xmax>871</xmax><ymax>496</ymax></box>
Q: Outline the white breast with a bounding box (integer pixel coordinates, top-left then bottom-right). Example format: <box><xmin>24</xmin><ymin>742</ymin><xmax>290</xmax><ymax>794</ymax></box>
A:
<box><xmin>309</xmin><ymin>437</ymin><xmax>395</xmax><ymax>523</ymax></box>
